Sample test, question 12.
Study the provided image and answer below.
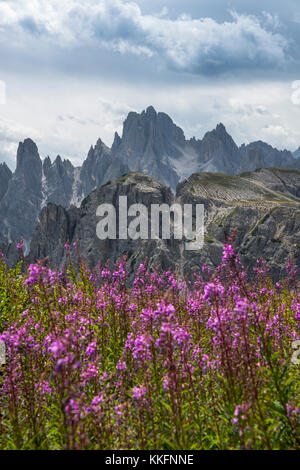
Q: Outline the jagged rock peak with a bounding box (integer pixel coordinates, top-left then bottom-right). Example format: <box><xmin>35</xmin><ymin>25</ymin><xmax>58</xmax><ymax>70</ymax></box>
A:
<box><xmin>95</xmin><ymin>137</ymin><xmax>104</xmax><ymax>147</ymax></box>
<box><xmin>0</xmin><ymin>161</ymin><xmax>12</xmax><ymax>176</ymax></box>
<box><xmin>95</xmin><ymin>137</ymin><xmax>110</xmax><ymax>151</ymax></box>
<box><xmin>203</xmin><ymin>122</ymin><xmax>238</xmax><ymax>148</ymax></box>
<box><xmin>216</xmin><ymin>122</ymin><xmax>226</xmax><ymax>133</ymax></box>
<box><xmin>43</xmin><ymin>156</ymin><xmax>52</xmax><ymax>173</ymax></box>
<box><xmin>18</xmin><ymin>138</ymin><xmax>38</xmax><ymax>153</ymax></box>
<box><xmin>112</xmin><ymin>132</ymin><xmax>122</xmax><ymax>152</ymax></box>
<box><xmin>20</xmin><ymin>137</ymin><xmax>38</xmax><ymax>150</ymax></box>
<box><xmin>54</xmin><ymin>155</ymin><xmax>62</xmax><ymax>165</ymax></box>
<box><xmin>144</xmin><ymin>105</ymin><xmax>157</xmax><ymax>118</ymax></box>
<box><xmin>0</xmin><ymin>162</ymin><xmax>12</xmax><ymax>201</ymax></box>
<box><xmin>212</xmin><ymin>123</ymin><xmax>233</xmax><ymax>141</ymax></box>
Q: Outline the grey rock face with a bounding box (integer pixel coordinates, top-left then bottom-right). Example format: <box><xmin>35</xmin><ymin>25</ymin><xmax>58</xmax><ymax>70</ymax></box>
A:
<box><xmin>194</xmin><ymin>123</ymin><xmax>240</xmax><ymax>174</ymax></box>
<box><xmin>0</xmin><ymin>162</ymin><xmax>12</xmax><ymax>201</ymax></box>
<box><xmin>78</xmin><ymin>138</ymin><xmax>128</xmax><ymax>200</ymax></box>
<box><xmin>29</xmin><ymin>203</ymin><xmax>79</xmax><ymax>266</ymax></box>
<box><xmin>239</xmin><ymin>141</ymin><xmax>294</xmax><ymax>173</ymax></box>
<box><xmin>0</xmin><ymin>240</ymin><xmax>19</xmax><ymax>267</ymax></box>
<box><xmin>42</xmin><ymin>155</ymin><xmax>75</xmax><ymax>208</ymax></box>
<box><xmin>29</xmin><ymin>173</ymin><xmax>177</xmax><ymax>275</ymax></box>
<box><xmin>0</xmin><ymin>139</ymin><xmax>43</xmax><ymax>251</ymax></box>
<box><xmin>15</xmin><ymin>138</ymin><xmax>42</xmax><ymax>187</ymax></box>
<box><xmin>240</xmin><ymin>167</ymin><xmax>300</xmax><ymax>199</ymax></box>
<box><xmin>112</xmin><ymin>106</ymin><xmax>182</xmax><ymax>190</ymax></box>
<box><xmin>177</xmin><ymin>169</ymin><xmax>300</xmax><ymax>280</ymax></box>
<box><xmin>28</xmin><ymin>169</ymin><xmax>300</xmax><ymax>282</ymax></box>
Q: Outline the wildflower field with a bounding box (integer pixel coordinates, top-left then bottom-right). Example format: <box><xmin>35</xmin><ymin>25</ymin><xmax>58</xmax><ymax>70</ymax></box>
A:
<box><xmin>0</xmin><ymin>241</ymin><xmax>299</xmax><ymax>450</ymax></box>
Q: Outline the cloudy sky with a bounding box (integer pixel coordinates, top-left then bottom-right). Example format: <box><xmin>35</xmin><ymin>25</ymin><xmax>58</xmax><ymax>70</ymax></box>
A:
<box><xmin>1</xmin><ymin>0</ymin><xmax>300</xmax><ymax>169</ymax></box>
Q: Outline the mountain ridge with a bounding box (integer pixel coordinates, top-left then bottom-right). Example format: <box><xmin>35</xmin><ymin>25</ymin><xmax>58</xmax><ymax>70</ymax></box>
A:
<box><xmin>1</xmin><ymin>106</ymin><xmax>300</xmax><ymax>249</ymax></box>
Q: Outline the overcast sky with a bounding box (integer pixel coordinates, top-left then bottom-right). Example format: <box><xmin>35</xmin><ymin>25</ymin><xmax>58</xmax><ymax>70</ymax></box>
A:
<box><xmin>1</xmin><ymin>0</ymin><xmax>300</xmax><ymax>169</ymax></box>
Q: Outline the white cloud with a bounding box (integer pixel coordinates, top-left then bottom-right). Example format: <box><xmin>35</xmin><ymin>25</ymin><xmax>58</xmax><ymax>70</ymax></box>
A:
<box><xmin>0</xmin><ymin>1</ymin><xmax>289</xmax><ymax>75</ymax></box>
<box><xmin>97</xmin><ymin>98</ymin><xmax>133</xmax><ymax>137</ymax></box>
<box><xmin>229</xmin><ymin>99</ymin><xmax>269</xmax><ymax>117</ymax></box>
<box><xmin>0</xmin><ymin>117</ymin><xmax>40</xmax><ymax>168</ymax></box>
<box><xmin>0</xmin><ymin>81</ymin><xmax>6</xmax><ymax>104</ymax></box>
<box><xmin>262</xmin><ymin>125</ymin><xmax>288</xmax><ymax>137</ymax></box>
<box><xmin>291</xmin><ymin>80</ymin><xmax>300</xmax><ymax>105</ymax></box>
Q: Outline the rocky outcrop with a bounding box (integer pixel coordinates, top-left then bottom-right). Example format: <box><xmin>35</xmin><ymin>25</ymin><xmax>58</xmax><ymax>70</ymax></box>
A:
<box><xmin>28</xmin><ymin>169</ymin><xmax>300</xmax><ymax>282</ymax></box>
<box><xmin>29</xmin><ymin>203</ymin><xmax>79</xmax><ymax>266</ymax></box>
<box><xmin>177</xmin><ymin>169</ymin><xmax>300</xmax><ymax>281</ymax></box>
<box><xmin>240</xmin><ymin>167</ymin><xmax>300</xmax><ymax>199</ymax></box>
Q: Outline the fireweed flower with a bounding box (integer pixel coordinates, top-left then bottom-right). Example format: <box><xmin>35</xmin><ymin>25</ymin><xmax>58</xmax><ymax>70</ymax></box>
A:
<box><xmin>203</xmin><ymin>282</ymin><xmax>225</xmax><ymax>305</ymax></box>
<box><xmin>85</xmin><ymin>341</ymin><xmax>97</xmax><ymax>358</ymax></box>
<box><xmin>291</xmin><ymin>301</ymin><xmax>300</xmax><ymax>321</ymax></box>
<box><xmin>34</xmin><ymin>381</ymin><xmax>52</xmax><ymax>396</ymax></box>
<box><xmin>116</xmin><ymin>360</ymin><xmax>127</xmax><ymax>371</ymax></box>
<box><xmin>81</xmin><ymin>363</ymin><xmax>99</xmax><ymax>384</ymax></box>
<box><xmin>49</xmin><ymin>339</ymin><xmax>67</xmax><ymax>358</ymax></box>
<box><xmin>173</xmin><ymin>327</ymin><xmax>192</xmax><ymax>350</ymax></box>
<box><xmin>0</xmin><ymin>238</ymin><xmax>299</xmax><ymax>450</ymax></box>
<box><xmin>286</xmin><ymin>402</ymin><xmax>300</xmax><ymax>419</ymax></box>
<box><xmin>64</xmin><ymin>398</ymin><xmax>81</xmax><ymax>420</ymax></box>
<box><xmin>17</xmin><ymin>240</ymin><xmax>24</xmax><ymax>250</ymax></box>
<box><xmin>222</xmin><ymin>244</ymin><xmax>235</xmax><ymax>263</ymax></box>
<box><xmin>91</xmin><ymin>394</ymin><xmax>104</xmax><ymax>410</ymax></box>
<box><xmin>23</xmin><ymin>264</ymin><xmax>42</xmax><ymax>286</ymax></box>
<box><xmin>253</xmin><ymin>258</ymin><xmax>270</xmax><ymax>276</ymax></box>
<box><xmin>132</xmin><ymin>385</ymin><xmax>147</xmax><ymax>401</ymax></box>
<box><xmin>128</xmin><ymin>333</ymin><xmax>153</xmax><ymax>364</ymax></box>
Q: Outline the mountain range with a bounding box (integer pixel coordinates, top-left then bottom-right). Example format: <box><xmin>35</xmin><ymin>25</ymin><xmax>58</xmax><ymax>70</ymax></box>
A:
<box><xmin>26</xmin><ymin>168</ymin><xmax>300</xmax><ymax>282</ymax></box>
<box><xmin>1</xmin><ymin>105</ymin><xmax>300</xmax><ymax>259</ymax></box>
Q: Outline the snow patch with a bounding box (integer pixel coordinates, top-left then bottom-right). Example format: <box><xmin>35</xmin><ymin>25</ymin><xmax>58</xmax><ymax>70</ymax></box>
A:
<box><xmin>169</xmin><ymin>145</ymin><xmax>200</xmax><ymax>180</ymax></box>
<box><xmin>70</xmin><ymin>167</ymin><xmax>82</xmax><ymax>207</ymax></box>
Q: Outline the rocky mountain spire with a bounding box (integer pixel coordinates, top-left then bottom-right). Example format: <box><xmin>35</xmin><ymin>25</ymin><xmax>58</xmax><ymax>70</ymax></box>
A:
<box><xmin>79</xmin><ymin>137</ymin><xmax>128</xmax><ymax>199</ymax></box>
<box><xmin>111</xmin><ymin>132</ymin><xmax>122</xmax><ymax>154</ymax></box>
<box><xmin>15</xmin><ymin>138</ymin><xmax>42</xmax><ymax>189</ymax></box>
<box><xmin>0</xmin><ymin>162</ymin><xmax>12</xmax><ymax>201</ymax></box>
